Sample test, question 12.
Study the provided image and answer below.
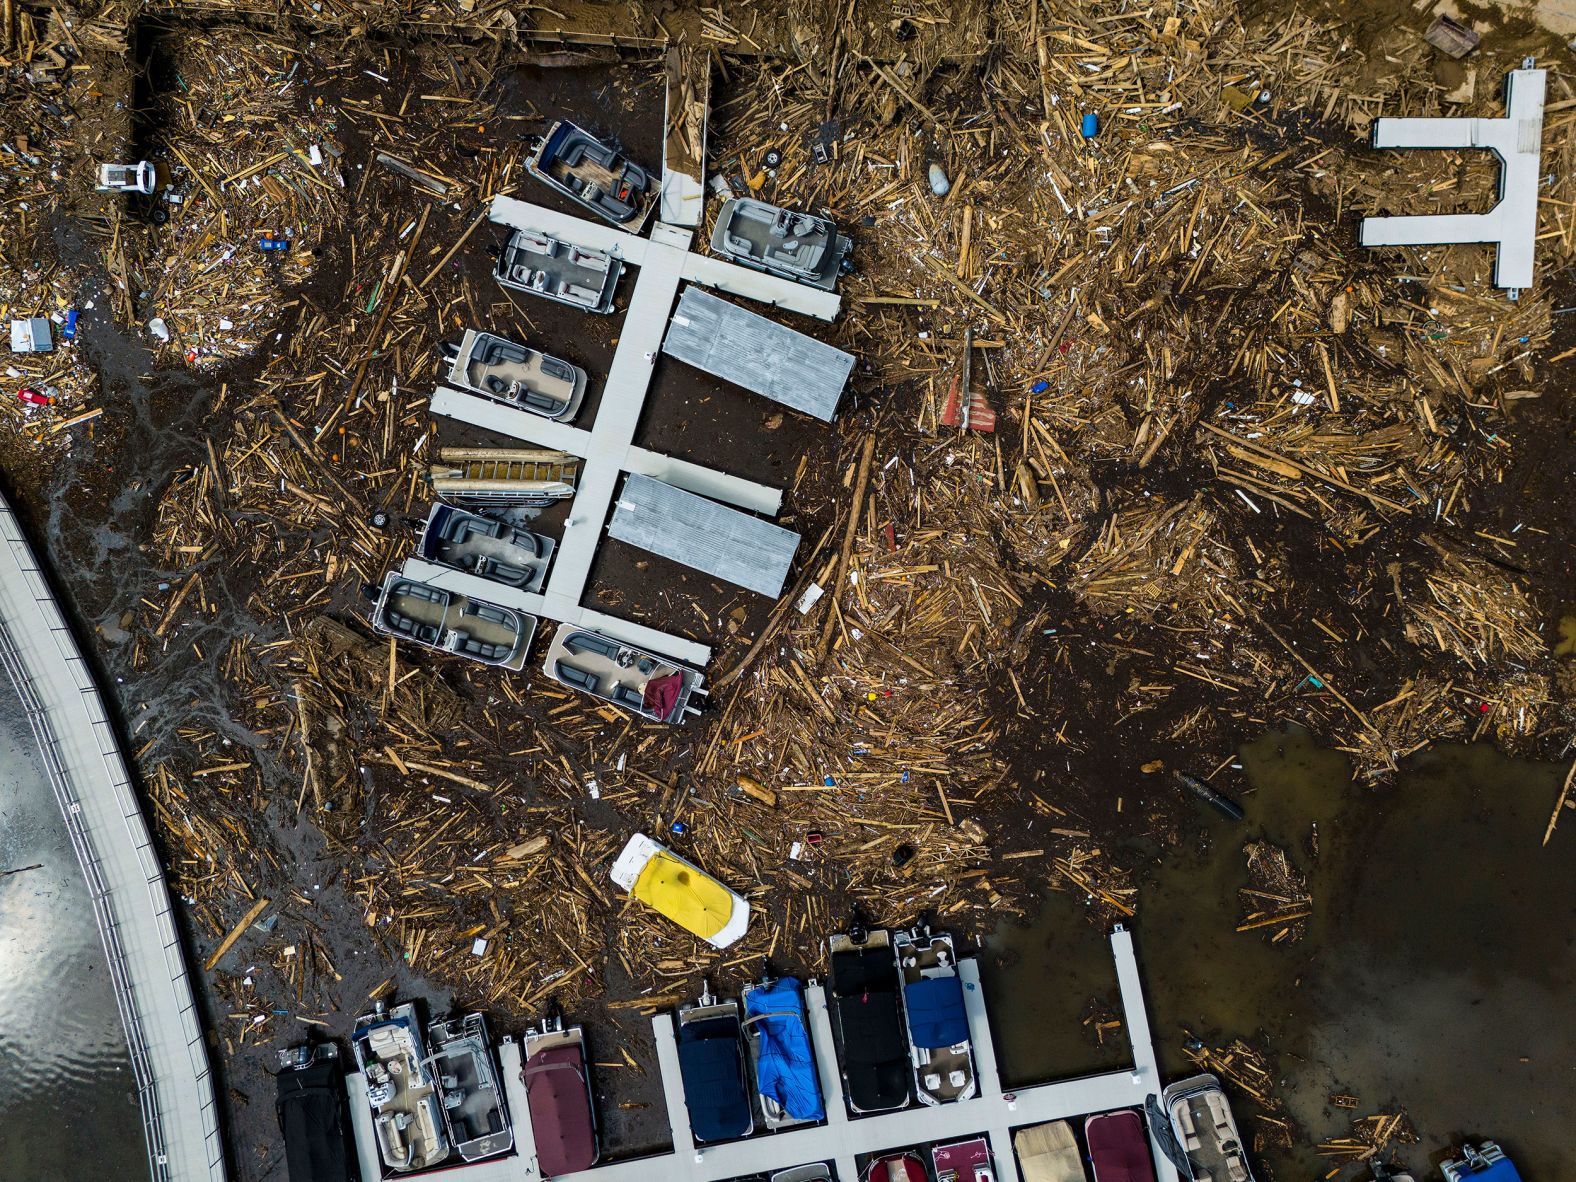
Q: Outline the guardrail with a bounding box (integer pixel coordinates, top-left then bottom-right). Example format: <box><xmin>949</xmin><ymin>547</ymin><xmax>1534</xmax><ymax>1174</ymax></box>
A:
<box><xmin>0</xmin><ymin>613</ymin><xmax>172</xmax><ymax>1179</ymax></box>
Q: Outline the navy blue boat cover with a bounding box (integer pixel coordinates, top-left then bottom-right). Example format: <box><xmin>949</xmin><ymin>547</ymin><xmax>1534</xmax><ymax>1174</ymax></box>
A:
<box><xmin>904</xmin><ymin>975</ymin><xmax>969</xmax><ymax>1049</ymax></box>
<box><xmin>744</xmin><ymin>978</ymin><xmax>826</xmax><ymax>1121</ymax></box>
<box><xmin>678</xmin><ymin>1028</ymin><xmax>752</xmax><ymax>1141</ymax></box>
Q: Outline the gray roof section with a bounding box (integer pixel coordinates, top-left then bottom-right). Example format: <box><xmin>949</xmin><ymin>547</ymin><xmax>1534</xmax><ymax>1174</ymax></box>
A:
<box><xmin>610</xmin><ymin>473</ymin><xmax>800</xmax><ymax>597</ymax></box>
<box><xmin>662</xmin><ymin>286</ymin><xmax>853</xmax><ymax>422</ymax></box>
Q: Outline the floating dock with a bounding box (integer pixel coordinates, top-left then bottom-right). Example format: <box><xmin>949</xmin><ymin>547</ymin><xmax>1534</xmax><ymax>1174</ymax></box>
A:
<box><xmin>345</xmin><ymin>927</ymin><xmax>1181</xmax><ymax>1182</ymax></box>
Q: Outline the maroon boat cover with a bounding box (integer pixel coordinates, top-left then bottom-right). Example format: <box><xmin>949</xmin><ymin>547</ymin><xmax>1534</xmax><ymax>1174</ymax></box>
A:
<box><xmin>1085</xmin><ymin>1110</ymin><xmax>1157</xmax><ymax>1182</ymax></box>
<box><xmin>643</xmin><ymin>672</ymin><xmax>683</xmax><ymax>719</ymax></box>
<box><xmin>524</xmin><ymin>1045</ymin><xmax>597</xmax><ymax>1176</ymax></box>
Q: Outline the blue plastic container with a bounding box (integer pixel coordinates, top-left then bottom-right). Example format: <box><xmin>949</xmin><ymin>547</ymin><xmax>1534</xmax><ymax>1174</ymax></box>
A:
<box><xmin>1081</xmin><ymin>113</ymin><xmax>1100</xmax><ymax>138</ymax></box>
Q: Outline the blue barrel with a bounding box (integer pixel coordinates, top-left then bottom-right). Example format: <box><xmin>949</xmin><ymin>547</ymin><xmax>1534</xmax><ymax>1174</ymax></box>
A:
<box><xmin>1081</xmin><ymin>113</ymin><xmax>1100</xmax><ymax>138</ymax></box>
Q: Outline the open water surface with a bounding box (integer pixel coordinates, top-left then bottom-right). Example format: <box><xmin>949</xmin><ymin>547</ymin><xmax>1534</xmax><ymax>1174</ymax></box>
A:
<box><xmin>0</xmin><ymin>690</ymin><xmax>144</xmax><ymax>1181</ymax></box>
<box><xmin>985</xmin><ymin>728</ymin><xmax>1575</xmax><ymax>1180</ymax></box>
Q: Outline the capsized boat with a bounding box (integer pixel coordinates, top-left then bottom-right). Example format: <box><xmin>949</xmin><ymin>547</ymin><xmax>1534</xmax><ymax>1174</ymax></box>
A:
<box><xmin>275</xmin><ymin>1042</ymin><xmax>358</xmax><ymax>1182</ymax></box>
<box><xmin>427</xmin><ymin>1013</ymin><xmax>512</xmax><ymax>1163</ymax></box>
<box><xmin>710</xmin><ymin>197</ymin><xmax>851</xmax><ymax>291</ymax></box>
<box><xmin>1161</xmin><ymin>1074</ymin><xmax>1256</xmax><ymax>1182</ymax></box>
<box><xmin>1441</xmin><ymin>1142</ymin><xmax>1522</xmax><ymax>1182</ymax></box>
<box><xmin>863</xmin><ymin>1151</ymin><xmax>928</xmax><ymax>1182</ymax></box>
<box><xmin>1085</xmin><ymin>1110</ymin><xmax>1156</xmax><ymax>1182</ymax></box>
<box><xmin>543</xmin><ymin>626</ymin><xmax>705</xmax><ymax>724</ymax></box>
<box><xmin>351</xmin><ymin>1002</ymin><xmax>451</xmax><ymax>1173</ymax></box>
<box><xmin>676</xmin><ymin>981</ymin><xmax>753</xmax><ymax>1143</ymax></box>
<box><xmin>528</xmin><ymin>120</ymin><xmax>654</xmax><ymax>230</ymax></box>
<box><xmin>894</xmin><ymin>921</ymin><xmax>975</xmax><ymax>1104</ymax></box>
<box><xmin>933</xmin><ymin>1135</ymin><xmax>995</xmax><ymax>1182</ymax></box>
<box><xmin>827</xmin><ymin>920</ymin><xmax>910</xmax><ymax>1113</ymax></box>
<box><xmin>1015</xmin><ymin>1120</ymin><xmax>1089</xmax><ymax>1182</ymax></box>
<box><xmin>521</xmin><ymin>1017</ymin><xmax>599</xmax><ymax>1177</ymax></box>
<box><xmin>741</xmin><ymin>971</ymin><xmax>825</xmax><ymax>1129</ymax></box>
<box><xmin>494</xmin><ymin>228</ymin><xmax>623</xmax><ymax>313</ymax></box>
<box><xmin>610</xmin><ymin>832</ymin><xmax>751</xmax><ymax>948</ymax></box>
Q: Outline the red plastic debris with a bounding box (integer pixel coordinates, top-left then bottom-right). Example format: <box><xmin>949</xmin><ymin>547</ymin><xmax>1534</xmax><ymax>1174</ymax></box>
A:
<box><xmin>16</xmin><ymin>388</ymin><xmax>53</xmax><ymax>407</ymax></box>
<box><xmin>939</xmin><ymin>372</ymin><xmax>997</xmax><ymax>432</ymax></box>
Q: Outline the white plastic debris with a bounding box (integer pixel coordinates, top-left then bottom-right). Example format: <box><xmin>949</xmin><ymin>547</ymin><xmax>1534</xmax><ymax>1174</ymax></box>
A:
<box><xmin>147</xmin><ymin>317</ymin><xmax>171</xmax><ymax>342</ymax></box>
<box><xmin>471</xmin><ymin>937</ymin><xmax>488</xmax><ymax>957</ymax></box>
<box><xmin>928</xmin><ymin>163</ymin><xmax>951</xmax><ymax>196</ymax></box>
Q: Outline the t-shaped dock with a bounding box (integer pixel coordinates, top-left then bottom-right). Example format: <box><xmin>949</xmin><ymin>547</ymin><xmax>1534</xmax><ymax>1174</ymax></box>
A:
<box><xmin>423</xmin><ymin>196</ymin><xmax>842</xmax><ymax>669</ymax></box>
<box><xmin>1360</xmin><ymin>65</ymin><xmax>1546</xmax><ymax>291</ymax></box>
<box><xmin>346</xmin><ymin>927</ymin><xmax>1182</xmax><ymax>1182</ymax></box>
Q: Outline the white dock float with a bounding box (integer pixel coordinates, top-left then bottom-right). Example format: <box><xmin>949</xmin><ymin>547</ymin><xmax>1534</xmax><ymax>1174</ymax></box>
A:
<box><xmin>1360</xmin><ymin>65</ymin><xmax>1546</xmax><ymax>290</ymax></box>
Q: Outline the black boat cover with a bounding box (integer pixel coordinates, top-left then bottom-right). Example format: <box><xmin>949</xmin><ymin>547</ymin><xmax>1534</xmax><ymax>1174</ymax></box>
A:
<box><xmin>831</xmin><ymin>947</ymin><xmax>910</xmax><ymax>1111</ymax></box>
<box><xmin>275</xmin><ymin>1056</ymin><xmax>359</xmax><ymax>1182</ymax></box>
<box><xmin>677</xmin><ymin>1017</ymin><xmax>752</xmax><ymax>1142</ymax></box>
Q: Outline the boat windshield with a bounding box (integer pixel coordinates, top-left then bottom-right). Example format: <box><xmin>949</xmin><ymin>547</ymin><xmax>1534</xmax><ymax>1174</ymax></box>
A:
<box><xmin>633</xmin><ymin>853</ymin><xmax>733</xmax><ymax>939</ymax></box>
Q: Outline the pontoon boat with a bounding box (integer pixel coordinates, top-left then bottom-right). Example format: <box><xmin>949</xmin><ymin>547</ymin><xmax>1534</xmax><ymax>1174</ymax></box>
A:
<box><xmin>528</xmin><ymin>120</ymin><xmax>654</xmax><ymax>230</ymax></box>
<box><xmin>416</xmin><ymin>504</ymin><xmax>553</xmax><ymax>593</ymax></box>
<box><xmin>275</xmin><ymin>1042</ymin><xmax>358</xmax><ymax>1182</ymax></box>
<box><xmin>441</xmin><ymin>329</ymin><xmax>587</xmax><ymax>422</ymax></box>
<box><xmin>427</xmin><ymin>1013</ymin><xmax>512</xmax><ymax>1163</ymax></box>
<box><xmin>710</xmin><ymin>197</ymin><xmax>850</xmax><ymax>291</ymax></box>
<box><xmin>676</xmin><ymin>982</ymin><xmax>753</xmax><ymax>1143</ymax></box>
<box><xmin>521</xmin><ymin>1017</ymin><xmax>599</xmax><ymax>1176</ymax></box>
<box><xmin>1085</xmin><ymin>1110</ymin><xmax>1156</xmax><ymax>1182</ymax></box>
<box><xmin>542</xmin><ymin>626</ymin><xmax>705</xmax><ymax>724</ymax></box>
<box><xmin>351</xmin><ymin>1002</ymin><xmax>451</xmax><ymax>1173</ymax></box>
<box><xmin>370</xmin><ymin>572</ymin><xmax>536</xmax><ymax>670</ymax></box>
<box><xmin>827</xmin><ymin>921</ymin><xmax>910</xmax><ymax>1114</ymax></box>
<box><xmin>894</xmin><ymin>921</ymin><xmax>976</xmax><ymax>1105</ymax></box>
<box><xmin>1162</xmin><ymin>1074</ymin><xmax>1256</xmax><ymax>1182</ymax></box>
<box><xmin>495</xmin><ymin>228</ymin><xmax>622</xmax><ymax>313</ymax></box>
<box><xmin>741</xmin><ymin>971</ymin><xmax>825</xmax><ymax>1130</ymax></box>
<box><xmin>933</xmin><ymin>1135</ymin><xmax>994</xmax><ymax>1182</ymax></box>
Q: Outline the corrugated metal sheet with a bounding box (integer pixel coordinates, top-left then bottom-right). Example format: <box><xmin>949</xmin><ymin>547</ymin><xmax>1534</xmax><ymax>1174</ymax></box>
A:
<box><xmin>661</xmin><ymin>286</ymin><xmax>853</xmax><ymax>421</ymax></box>
<box><xmin>610</xmin><ymin>473</ymin><xmax>800</xmax><ymax>597</ymax></box>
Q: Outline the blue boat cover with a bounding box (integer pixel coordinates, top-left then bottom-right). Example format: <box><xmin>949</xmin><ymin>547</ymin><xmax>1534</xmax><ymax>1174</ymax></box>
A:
<box><xmin>744</xmin><ymin>978</ymin><xmax>826</xmax><ymax>1122</ymax></box>
<box><xmin>904</xmin><ymin>975</ymin><xmax>969</xmax><ymax>1049</ymax></box>
<box><xmin>1470</xmin><ymin>1163</ymin><xmax>1522</xmax><ymax>1182</ymax></box>
<box><xmin>678</xmin><ymin>1035</ymin><xmax>751</xmax><ymax>1141</ymax></box>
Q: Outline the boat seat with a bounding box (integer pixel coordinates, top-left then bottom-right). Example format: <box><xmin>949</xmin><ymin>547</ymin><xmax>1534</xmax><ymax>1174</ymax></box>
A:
<box><xmin>923</xmin><ymin>1072</ymin><xmax>942</xmax><ymax>1090</ymax></box>
<box><xmin>1177</xmin><ymin>1106</ymin><xmax>1196</xmax><ymax>1136</ymax></box>
<box><xmin>1185</xmin><ymin>1134</ymin><xmax>1202</xmax><ymax>1151</ymax></box>
<box><xmin>568</xmin><ymin>247</ymin><xmax>610</xmax><ymax>273</ymax></box>
<box><xmin>387</xmin><ymin>614</ymin><xmax>440</xmax><ymax>645</ymax></box>
<box><xmin>482</xmin><ymin>340</ymin><xmax>529</xmax><ymax>365</ymax></box>
<box><xmin>540</xmin><ymin>356</ymin><xmax>576</xmax><ymax>383</ymax></box>
<box><xmin>611</xmin><ymin>684</ymin><xmax>646</xmax><ymax>711</ymax></box>
<box><xmin>556</xmin><ymin>660</ymin><xmax>599</xmax><ymax>693</ymax></box>
<box><xmin>1226</xmin><ymin>1161</ymin><xmax>1247</xmax><ymax>1182</ymax></box>
<box><xmin>468</xmin><ymin>602</ymin><xmax>514</xmax><ymax>627</ymax></box>
<box><xmin>565</xmin><ymin>631</ymin><xmax>623</xmax><ymax>661</ymax></box>
<box><xmin>948</xmin><ymin>1070</ymin><xmax>967</xmax><ymax>1087</ymax></box>
<box><xmin>562</xmin><ymin>282</ymin><xmax>602</xmax><ymax>306</ymax></box>
<box><xmin>507</xmin><ymin>529</ymin><xmax>543</xmax><ymax>558</ymax></box>
<box><xmin>459</xmin><ymin>637</ymin><xmax>508</xmax><ymax>661</ymax></box>
<box><xmin>443</xmin><ymin>1091</ymin><xmax>464</xmax><ymax>1109</ymax></box>
<box><xmin>400</xmin><ymin>582</ymin><xmax>445</xmax><ymax>604</ymax></box>
<box><xmin>474</xmin><ymin>557</ymin><xmax>532</xmax><ymax>588</ymax></box>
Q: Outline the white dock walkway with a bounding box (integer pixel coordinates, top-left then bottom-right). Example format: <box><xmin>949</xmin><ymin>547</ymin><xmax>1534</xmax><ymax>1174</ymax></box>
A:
<box><xmin>0</xmin><ymin>493</ymin><xmax>227</xmax><ymax>1182</ymax></box>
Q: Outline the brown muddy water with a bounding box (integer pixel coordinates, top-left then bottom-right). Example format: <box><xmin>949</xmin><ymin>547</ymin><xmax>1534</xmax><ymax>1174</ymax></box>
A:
<box><xmin>982</xmin><ymin>727</ymin><xmax>1575</xmax><ymax>1180</ymax></box>
<box><xmin>0</xmin><ymin>692</ymin><xmax>145</xmax><ymax>1181</ymax></box>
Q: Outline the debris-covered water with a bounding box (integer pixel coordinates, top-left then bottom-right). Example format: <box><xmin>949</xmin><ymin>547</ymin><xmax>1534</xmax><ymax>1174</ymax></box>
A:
<box><xmin>0</xmin><ymin>691</ymin><xmax>145</xmax><ymax>1181</ymax></box>
<box><xmin>985</xmin><ymin>728</ymin><xmax>1576</xmax><ymax>1179</ymax></box>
